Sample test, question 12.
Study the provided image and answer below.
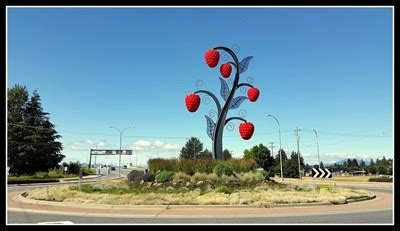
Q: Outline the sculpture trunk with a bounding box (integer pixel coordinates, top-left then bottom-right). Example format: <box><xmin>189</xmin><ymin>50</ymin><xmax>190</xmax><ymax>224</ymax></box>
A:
<box><xmin>212</xmin><ymin>46</ymin><xmax>240</xmax><ymax>160</ymax></box>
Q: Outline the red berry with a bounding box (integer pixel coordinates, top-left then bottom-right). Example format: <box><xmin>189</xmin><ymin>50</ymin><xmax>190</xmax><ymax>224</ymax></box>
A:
<box><xmin>185</xmin><ymin>93</ymin><xmax>201</xmax><ymax>112</ymax></box>
<box><xmin>220</xmin><ymin>63</ymin><xmax>232</xmax><ymax>78</ymax></box>
<box><xmin>204</xmin><ymin>49</ymin><xmax>220</xmax><ymax>68</ymax></box>
<box><xmin>247</xmin><ymin>88</ymin><xmax>260</xmax><ymax>102</ymax></box>
<box><xmin>239</xmin><ymin>122</ymin><xmax>255</xmax><ymax>140</ymax></box>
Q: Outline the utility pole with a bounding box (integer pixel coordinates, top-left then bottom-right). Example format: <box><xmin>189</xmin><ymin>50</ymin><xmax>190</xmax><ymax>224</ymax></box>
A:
<box><xmin>294</xmin><ymin>127</ymin><xmax>302</xmax><ymax>180</ymax></box>
<box><xmin>268</xmin><ymin>142</ymin><xmax>275</xmax><ymax>156</ymax></box>
<box><xmin>313</xmin><ymin>129</ymin><xmax>321</xmax><ymax>169</ymax></box>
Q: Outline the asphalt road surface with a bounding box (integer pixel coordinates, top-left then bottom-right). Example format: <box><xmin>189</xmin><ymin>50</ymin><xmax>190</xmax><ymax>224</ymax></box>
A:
<box><xmin>7</xmin><ymin>210</ymin><xmax>392</xmax><ymax>224</ymax></box>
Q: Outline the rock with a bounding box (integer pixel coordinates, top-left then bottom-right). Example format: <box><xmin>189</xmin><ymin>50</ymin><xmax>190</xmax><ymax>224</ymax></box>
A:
<box><xmin>172</xmin><ymin>182</ymin><xmax>177</xmax><ymax>186</ymax></box>
<box><xmin>186</xmin><ymin>182</ymin><xmax>191</xmax><ymax>187</ymax></box>
<box><xmin>147</xmin><ymin>182</ymin><xmax>153</xmax><ymax>186</ymax></box>
<box><xmin>196</xmin><ymin>181</ymin><xmax>204</xmax><ymax>186</ymax></box>
<box><xmin>140</xmin><ymin>180</ymin><xmax>145</xmax><ymax>185</ymax></box>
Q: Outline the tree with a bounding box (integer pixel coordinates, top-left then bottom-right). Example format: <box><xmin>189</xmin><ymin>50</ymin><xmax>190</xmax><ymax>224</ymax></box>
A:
<box><xmin>197</xmin><ymin>148</ymin><xmax>212</xmax><ymax>159</ymax></box>
<box><xmin>369</xmin><ymin>159</ymin><xmax>374</xmax><ymax>166</ymax></box>
<box><xmin>180</xmin><ymin>137</ymin><xmax>203</xmax><ymax>159</ymax></box>
<box><xmin>7</xmin><ymin>85</ymin><xmax>29</xmax><ymax>174</ymax></box>
<box><xmin>273</xmin><ymin>149</ymin><xmax>287</xmax><ymax>176</ymax></box>
<box><xmin>285</xmin><ymin>151</ymin><xmax>304</xmax><ymax>178</ymax></box>
<box><xmin>223</xmin><ymin>149</ymin><xmax>232</xmax><ymax>159</ymax></box>
<box><xmin>244</xmin><ymin>144</ymin><xmax>275</xmax><ymax>174</ymax></box>
<box><xmin>360</xmin><ymin>160</ymin><xmax>366</xmax><ymax>169</ymax></box>
<box><xmin>185</xmin><ymin>46</ymin><xmax>260</xmax><ymax>159</ymax></box>
<box><xmin>320</xmin><ymin>161</ymin><xmax>325</xmax><ymax>168</ymax></box>
<box><xmin>7</xmin><ymin>87</ymin><xmax>64</xmax><ymax>175</ymax></box>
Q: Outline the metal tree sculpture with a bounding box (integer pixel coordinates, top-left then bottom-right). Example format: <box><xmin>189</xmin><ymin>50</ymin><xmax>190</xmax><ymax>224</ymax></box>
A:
<box><xmin>185</xmin><ymin>46</ymin><xmax>260</xmax><ymax>160</ymax></box>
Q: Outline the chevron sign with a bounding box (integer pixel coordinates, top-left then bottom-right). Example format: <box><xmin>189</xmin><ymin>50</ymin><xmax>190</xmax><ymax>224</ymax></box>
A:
<box><xmin>312</xmin><ymin>168</ymin><xmax>332</xmax><ymax>178</ymax></box>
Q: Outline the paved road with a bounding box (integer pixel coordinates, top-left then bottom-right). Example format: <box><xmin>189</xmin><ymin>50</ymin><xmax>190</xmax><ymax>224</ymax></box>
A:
<box><xmin>7</xmin><ymin>175</ymin><xmax>393</xmax><ymax>224</ymax></box>
<box><xmin>7</xmin><ymin>210</ymin><xmax>392</xmax><ymax>224</ymax></box>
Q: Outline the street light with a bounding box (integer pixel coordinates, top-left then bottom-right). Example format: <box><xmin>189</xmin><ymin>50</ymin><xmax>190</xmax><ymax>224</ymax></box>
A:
<box><xmin>313</xmin><ymin>129</ymin><xmax>321</xmax><ymax>168</ymax></box>
<box><xmin>109</xmin><ymin>126</ymin><xmax>134</xmax><ymax>177</ymax></box>
<box><xmin>267</xmin><ymin>114</ymin><xmax>284</xmax><ymax>182</ymax></box>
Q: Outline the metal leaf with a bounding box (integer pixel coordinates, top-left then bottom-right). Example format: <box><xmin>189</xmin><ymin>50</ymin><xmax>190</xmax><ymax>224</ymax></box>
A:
<box><xmin>229</xmin><ymin>96</ymin><xmax>248</xmax><ymax>109</ymax></box>
<box><xmin>219</xmin><ymin>78</ymin><xmax>229</xmax><ymax>101</ymax></box>
<box><xmin>205</xmin><ymin>115</ymin><xmax>216</xmax><ymax>140</ymax></box>
<box><xmin>239</xmin><ymin>56</ymin><xmax>253</xmax><ymax>74</ymax></box>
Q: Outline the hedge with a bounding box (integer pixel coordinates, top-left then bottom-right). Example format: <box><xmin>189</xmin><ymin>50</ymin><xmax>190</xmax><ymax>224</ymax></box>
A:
<box><xmin>368</xmin><ymin>177</ymin><xmax>393</xmax><ymax>182</ymax></box>
<box><xmin>8</xmin><ymin>178</ymin><xmax>60</xmax><ymax>184</ymax></box>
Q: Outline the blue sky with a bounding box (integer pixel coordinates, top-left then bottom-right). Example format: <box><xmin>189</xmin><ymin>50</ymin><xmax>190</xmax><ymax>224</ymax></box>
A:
<box><xmin>7</xmin><ymin>7</ymin><xmax>393</xmax><ymax>166</ymax></box>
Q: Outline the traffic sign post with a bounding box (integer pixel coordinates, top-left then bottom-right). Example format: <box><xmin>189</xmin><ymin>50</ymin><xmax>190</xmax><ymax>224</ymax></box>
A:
<box><xmin>79</xmin><ymin>168</ymin><xmax>83</xmax><ymax>191</ymax></box>
<box><xmin>312</xmin><ymin>168</ymin><xmax>332</xmax><ymax>179</ymax></box>
<box><xmin>312</xmin><ymin>168</ymin><xmax>332</xmax><ymax>193</ymax></box>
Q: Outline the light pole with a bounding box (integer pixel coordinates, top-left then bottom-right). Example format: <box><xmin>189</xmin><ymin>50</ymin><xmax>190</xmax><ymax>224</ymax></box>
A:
<box><xmin>267</xmin><ymin>114</ymin><xmax>283</xmax><ymax>182</ymax></box>
<box><xmin>93</xmin><ymin>140</ymin><xmax>106</xmax><ymax>168</ymax></box>
<box><xmin>109</xmin><ymin>126</ymin><xmax>134</xmax><ymax>177</ymax></box>
<box><xmin>313</xmin><ymin>129</ymin><xmax>321</xmax><ymax>169</ymax></box>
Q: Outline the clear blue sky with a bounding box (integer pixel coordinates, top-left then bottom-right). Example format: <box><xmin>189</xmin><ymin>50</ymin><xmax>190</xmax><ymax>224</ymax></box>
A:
<box><xmin>7</xmin><ymin>7</ymin><xmax>393</xmax><ymax>166</ymax></box>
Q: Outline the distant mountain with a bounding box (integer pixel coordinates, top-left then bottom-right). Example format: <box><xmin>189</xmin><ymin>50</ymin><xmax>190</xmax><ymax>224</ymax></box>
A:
<box><xmin>333</xmin><ymin>159</ymin><xmax>371</xmax><ymax>166</ymax></box>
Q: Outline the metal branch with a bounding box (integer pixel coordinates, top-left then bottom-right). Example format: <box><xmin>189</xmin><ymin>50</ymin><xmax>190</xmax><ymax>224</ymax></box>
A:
<box><xmin>237</xmin><ymin>83</ymin><xmax>254</xmax><ymax>89</ymax></box>
<box><xmin>224</xmin><ymin>116</ymin><xmax>247</xmax><ymax>126</ymax></box>
<box><xmin>194</xmin><ymin>90</ymin><xmax>221</xmax><ymax>115</ymax></box>
<box><xmin>228</xmin><ymin>61</ymin><xmax>237</xmax><ymax>68</ymax></box>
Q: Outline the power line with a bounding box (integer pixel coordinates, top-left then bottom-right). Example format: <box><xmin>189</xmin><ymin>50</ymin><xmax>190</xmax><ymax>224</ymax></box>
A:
<box><xmin>8</xmin><ymin>123</ymin><xmax>293</xmax><ymax>139</ymax></box>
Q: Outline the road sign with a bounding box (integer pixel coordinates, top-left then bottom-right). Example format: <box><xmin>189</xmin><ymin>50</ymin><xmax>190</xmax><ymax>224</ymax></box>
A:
<box><xmin>312</xmin><ymin>168</ymin><xmax>332</xmax><ymax>178</ymax></box>
<box><xmin>64</xmin><ymin>166</ymin><xmax>68</xmax><ymax>172</ymax></box>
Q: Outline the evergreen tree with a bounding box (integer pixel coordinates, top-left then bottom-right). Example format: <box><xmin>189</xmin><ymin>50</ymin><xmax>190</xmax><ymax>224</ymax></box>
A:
<box><xmin>285</xmin><ymin>151</ymin><xmax>304</xmax><ymax>178</ymax></box>
<box><xmin>7</xmin><ymin>85</ymin><xmax>29</xmax><ymax>175</ymax></box>
<box><xmin>223</xmin><ymin>149</ymin><xmax>232</xmax><ymax>160</ymax></box>
<box><xmin>273</xmin><ymin>149</ymin><xmax>287</xmax><ymax>176</ymax></box>
<box><xmin>180</xmin><ymin>137</ymin><xmax>203</xmax><ymax>159</ymax></box>
<box><xmin>197</xmin><ymin>148</ymin><xmax>212</xmax><ymax>159</ymax></box>
<box><xmin>7</xmin><ymin>87</ymin><xmax>64</xmax><ymax>175</ymax></box>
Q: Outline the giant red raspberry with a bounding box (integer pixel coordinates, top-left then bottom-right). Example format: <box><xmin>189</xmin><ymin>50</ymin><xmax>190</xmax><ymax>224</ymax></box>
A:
<box><xmin>247</xmin><ymin>87</ymin><xmax>260</xmax><ymax>102</ymax></box>
<box><xmin>185</xmin><ymin>93</ymin><xmax>201</xmax><ymax>112</ymax></box>
<box><xmin>239</xmin><ymin>122</ymin><xmax>255</xmax><ymax>140</ymax></box>
<box><xmin>204</xmin><ymin>49</ymin><xmax>220</xmax><ymax>68</ymax></box>
<box><xmin>220</xmin><ymin>63</ymin><xmax>232</xmax><ymax>78</ymax></box>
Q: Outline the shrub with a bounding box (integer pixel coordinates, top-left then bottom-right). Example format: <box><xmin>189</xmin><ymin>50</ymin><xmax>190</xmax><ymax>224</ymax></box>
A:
<box><xmin>81</xmin><ymin>167</ymin><xmax>96</xmax><ymax>176</ymax></box>
<box><xmin>148</xmin><ymin>158</ymin><xmax>255</xmax><ymax>175</ymax></box>
<box><xmin>134</xmin><ymin>172</ymin><xmax>155</xmax><ymax>182</ymax></box>
<box><xmin>127</xmin><ymin>170</ymin><xmax>144</xmax><ymax>182</ymax></box>
<box><xmin>227</xmin><ymin>158</ymin><xmax>256</xmax><ymax>173</ymax></box>
<box><xmin>156</xmin><ymin>171</ymin><xmax>175</xmax><ymax>183</ymax></box>
<box><xmin>368</xmin><ymin>177</ymin><xmax>393</xmax><ymax>182</ymax></box>
<box><xmin>32</xmin><ymin>172</ymin><xmax>48</xmax><ymax>179</ymax></box>
<box><xmin>215</xmin><ymin>186</ymin><xmax>233</xmax><ymax>194</ymax></box>
<box><xmin>172</xmin><ymin>172</ymin><xmax>191</xmax><ymax>184</ymax></box>
<box><xmin>213</xmin><ymin>163</ymin><xmax>234</xmax><ymax>177</ymax></box>
<box><xmin>47</xmin><ymin>169</ymin><xmax>65</xmax><ymax>178</ymax></box>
